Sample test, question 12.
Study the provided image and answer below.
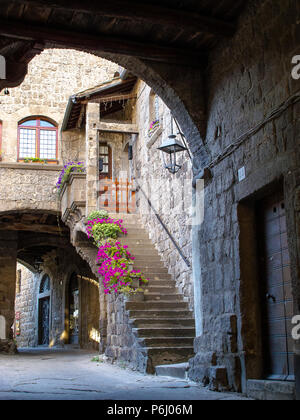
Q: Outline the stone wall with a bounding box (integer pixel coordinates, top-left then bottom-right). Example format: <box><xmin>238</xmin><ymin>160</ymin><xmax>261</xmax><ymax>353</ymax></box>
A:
<box><xmin>131</xmin><ymin>81</ymin><xmax>194</xmax><ymax>308</ymax></box>
<box><xmin>15</xmin><ymin>264</ymin><xmax>36</xmax><ymax>347</ymax></box>
<box><xmin>0</xmin><ymin>48</ymin><xmax>118</xmax><ymax>164</ymax></box>
<box><xmin>0</xmin><ymin>232</ymin><xmax>17</xmax><ymax>339</ymax></box>
<box><xmin>14</xmin><ymin>247</ymin><xmax>100</xmax><ymax>350</ymax></box>
<box><xmin>189</xmin><ymin>0</ymin><xmax>300</xmax><ymax>394</ymax></box>
<box><xmin>0</xmin><ymin>165</ymin><xmax>60</xmax><ymax>214</ymax></box>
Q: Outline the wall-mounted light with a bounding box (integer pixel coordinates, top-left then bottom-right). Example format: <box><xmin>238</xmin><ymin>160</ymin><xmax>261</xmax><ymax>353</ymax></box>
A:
<box><xmin>33</xmin><ymin>258</ymin><xmax>43</xmax><ymax>273</ymax></box>
<box><xmin>157</xmin><ymin>134</ymin><xmax>187</xmax><ymax>175</ymax></box>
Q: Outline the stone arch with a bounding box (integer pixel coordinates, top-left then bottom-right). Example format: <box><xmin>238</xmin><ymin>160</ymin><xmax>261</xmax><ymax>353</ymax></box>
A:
<box><xmin>0</xmin><ymin>315</ymin><xmax>6</xmax><ymax>339</ymax></box>
<box><xmin>2</xmin><ymin>47</ymin><xmax>209</xmax><ymax>171</ymax></box>
<box><xmin>86</xmin><ymin>52</ymin><xmax>209</xmax><ymax>170</ymax></box>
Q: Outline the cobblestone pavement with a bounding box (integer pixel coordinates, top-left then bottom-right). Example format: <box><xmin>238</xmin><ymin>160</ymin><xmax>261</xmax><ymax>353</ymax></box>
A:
<box><xmin>0</xmin><ymin>348</ymin><xmax>251</xmax><ymax>400</ymax></box>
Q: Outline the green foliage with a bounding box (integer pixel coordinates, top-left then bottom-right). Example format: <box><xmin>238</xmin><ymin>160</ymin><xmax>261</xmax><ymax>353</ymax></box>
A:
<box><xmin>92</xmin><ymin>222</ymin><xmax>122</xmax><ymax>245</ymax></box>
<box><xmin>24</xmin><ymin>157</ymin><xmax>48</xmax><ymax>164</ymax></box>
<box><xmin>86</xmin><ymin>210</ymin><xmax>109</xmax><ymax>222</ymax></box>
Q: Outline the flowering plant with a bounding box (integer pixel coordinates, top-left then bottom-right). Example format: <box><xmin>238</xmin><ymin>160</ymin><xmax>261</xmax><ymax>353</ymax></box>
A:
<box><xmin>97</xmin><ymin>241</ymin><xmax>148</xmax><ymax>295</ymax></box>
<box><xmin>86</xmin><ymin>215</ymin><xmax>148</xmax><ymax>295</ymax></box>
<box><xmin>86</xmin><ymin>217</ymin><xmax>127</xmax><ymax>246</ymax></box>
<box><xmin>56</xmin><ymin>161</ymin><xmax>85</xmax><ymax>191</ymax></box>
<box><xmin>148</xmin><ymin>119</ymin><xmax>160</xmax><ymax>137</ymax></box>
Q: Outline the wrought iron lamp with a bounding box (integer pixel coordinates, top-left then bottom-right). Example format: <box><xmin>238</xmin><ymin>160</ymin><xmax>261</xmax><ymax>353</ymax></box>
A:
<box><xmin>33</xmin><ymin>257</ymin><xmax>43</xmax><ymax>273</ymax></box>
<box><xmin>157</xmin><ymin>134</ymin><xmax>187</xmax><ymax>174</ymax></box>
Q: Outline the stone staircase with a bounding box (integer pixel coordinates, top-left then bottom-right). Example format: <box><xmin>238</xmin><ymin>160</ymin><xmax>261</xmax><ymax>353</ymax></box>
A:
<box><xmin>117</xmin><ymin>214</ymin><xmax>195</xmax><ymax>373</ymax></box>
<box><xmin>74</xmin><ymin>213</ymin><xmax>195</xmax><ymax>374</ymax></box>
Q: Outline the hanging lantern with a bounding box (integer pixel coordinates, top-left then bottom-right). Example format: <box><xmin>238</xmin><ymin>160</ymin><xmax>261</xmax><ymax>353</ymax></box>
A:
<box><xmin>157</xmin><ymin>134</ymin><xmax>188</xmax><ymax>174</ymax></box>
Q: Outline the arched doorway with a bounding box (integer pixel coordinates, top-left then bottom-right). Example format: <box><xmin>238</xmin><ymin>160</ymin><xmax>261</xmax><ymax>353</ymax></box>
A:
<box><xmin>38</xmin><ymin>275</ymin><xmax>51</xmax><ymax>346</ymax></box>
<box><xmin>68</xmin><ymin>273</ymin><xmax>80</xmax><ymax>345</ymax></box>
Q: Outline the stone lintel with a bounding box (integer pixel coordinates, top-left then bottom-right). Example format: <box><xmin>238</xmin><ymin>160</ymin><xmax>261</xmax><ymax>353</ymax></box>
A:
<box><xmin>97</xmin><ymin>122</ymin><xmax>139</xmax><ymax>134</ymax></box>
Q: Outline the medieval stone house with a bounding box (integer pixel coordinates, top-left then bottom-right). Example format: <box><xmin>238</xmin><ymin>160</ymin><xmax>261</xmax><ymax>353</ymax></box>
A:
<box><xmin>0</xmin><ymin>0</ymin><xmax>299</xmax><ymax>401</ymax></box>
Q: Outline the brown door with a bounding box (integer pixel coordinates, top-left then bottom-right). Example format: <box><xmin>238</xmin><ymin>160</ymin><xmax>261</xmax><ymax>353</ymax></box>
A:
<box><xmin>258</xmin><ymin>193</ymin><xmax>294</xmax><ymax>381</ymax></box>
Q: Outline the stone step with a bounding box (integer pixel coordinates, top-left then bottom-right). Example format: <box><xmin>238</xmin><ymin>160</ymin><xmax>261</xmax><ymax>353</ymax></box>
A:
<box><xmin>131</xmin><ymin>255</ymin><xmax>163</xmax><ymax>263</ymax></box>
<box><xmin>140</xmin><ymin>337</ymin><xmax>194</xmax><ymax>348</ymax></box>
<box><xmin>134</xmin><ymin>328</ymin><xmax>195</xmax><ymax>338</ymax></box>
<box><xmin>146</xmin><ymin>279</ymin><xmax>175</xmax><ymax>286</ymax></box>
<box><xmin>144</xmin><ymin>286</ymin><xmax>177</xmax><ymax>294</ymax></box>
<box><xmin>146</xmin><ymin>347</ymin><xmax>195</xmax><ymax>373</ymax></box>
<box><xmin>126</xmin><ymin>301</ymin><xmax>189</xmax><ymax>311</ymax></box>
<box><xmin>155</xmin><ymin>363</ymin><xmax>189</xmax><ymax>380</ymax></box>
<box><xmin>130</xmin><ymin>318</ymin><xmax>195</xmax><ymax>328</ymax></box>
<box><xmin>120</xmin><ymin>239</ymin><xmax>153</xmax><ymax>246</ymax></box>
<box><xmin>128</xmin><ymin>310</ymin><xmax>193</xmax><ymax>319</ymax></box>
<box><xmin>133</xmin><ymin>267</ymin><xmax>169</xmax><ymax>275</ymax></box>
<box><xmin>144</xmin><ymin>293</ymin><xmax>182</xmax><ymax>302</ymax></box>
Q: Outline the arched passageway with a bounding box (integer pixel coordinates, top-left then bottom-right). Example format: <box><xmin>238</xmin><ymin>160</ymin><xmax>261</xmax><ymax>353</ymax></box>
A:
<box><xmin>0</xmin><ymin>0</ymin><xmax>246</xmax><ymax>171</ymax></box>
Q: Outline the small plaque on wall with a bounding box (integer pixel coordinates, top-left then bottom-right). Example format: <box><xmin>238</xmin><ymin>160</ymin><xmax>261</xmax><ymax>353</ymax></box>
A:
<box><xmin>238</xmin><ymin>166</ymin><xmax>246</xmax><ymax>182</ymax></box>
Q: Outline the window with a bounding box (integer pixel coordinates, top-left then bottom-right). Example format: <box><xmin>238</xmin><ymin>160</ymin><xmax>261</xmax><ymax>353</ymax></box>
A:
<box><xmin>18</xmin><ymin>117</ymin><xmax>58</xmax><ymax>161</ymax></box>
<box><xmin>39</xmin><ymin>275</ymin><xmax>51</xmax><ymax>294</ymax></box>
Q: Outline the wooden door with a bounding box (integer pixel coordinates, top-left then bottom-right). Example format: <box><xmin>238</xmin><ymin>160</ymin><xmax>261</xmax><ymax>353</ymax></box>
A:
<box><xmin>258</xmin><ymin>193</ymin><xmax>294</xmax><ymax>381</ymax></box>
<box><xmin>69</xmin><ymin>274</ymin><xmax>79</xmax><ymax>345</ymax></box>
<box><xmin>38</xmin><ymin>297</ymin><xmax>50</xmax><ymax>346</ymax></box>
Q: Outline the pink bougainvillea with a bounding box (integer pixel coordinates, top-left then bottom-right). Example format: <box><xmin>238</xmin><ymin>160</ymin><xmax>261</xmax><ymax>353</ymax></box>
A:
<box><xmin>86</xmin><ymin>217</ymin><xmax>148</xmax><ymax>295</ymax></box>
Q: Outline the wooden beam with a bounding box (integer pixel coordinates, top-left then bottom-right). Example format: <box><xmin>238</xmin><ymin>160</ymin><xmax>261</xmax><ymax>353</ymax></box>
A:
<box><xmin>0</xmin><ymin>19</ymin><xmax>206</xmax><ymax>66</ymax></box>
<box><xmin>15</xmin><ymin>0</ymin><xmax>236</xmax><ymax>37</ymax></box>
<box><xmin>0</xmin><ymin>222</ymin><xmax>68</xmax><ymax>235</ymax></box>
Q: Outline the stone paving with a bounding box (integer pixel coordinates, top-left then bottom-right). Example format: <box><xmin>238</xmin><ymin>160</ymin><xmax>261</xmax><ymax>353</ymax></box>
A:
<box><xmin>0</xmin><ymin>348</ymin><xmax>251</xmax><ymax>400</ymax></box>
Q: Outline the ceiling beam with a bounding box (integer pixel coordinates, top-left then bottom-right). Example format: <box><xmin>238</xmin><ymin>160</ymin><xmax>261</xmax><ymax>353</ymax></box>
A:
<box><xmin>0</xmin><ymin>19</ymin><xmax>206</xmax><ymax>67</ymax></box>
<box><xmin>13</xmin><ymin>0</ymin><xmax>236</xmax><ymax>38</ymax></box>
<box><xmin>0</xmin><ymin>222</ymin><xmax>68</xmax><ymax>235</ymax></box>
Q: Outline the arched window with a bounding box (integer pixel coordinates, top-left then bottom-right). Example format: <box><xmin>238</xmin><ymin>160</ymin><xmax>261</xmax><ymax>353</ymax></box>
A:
<box><xmin>18</xmin><ymin>117</ymin><xmax>58</xmax><ymax>161</ymax></box>
<box><xmin>39</xmin><ymin>274</ymin><xmax>51</xmax><ymax>294</ymax></box>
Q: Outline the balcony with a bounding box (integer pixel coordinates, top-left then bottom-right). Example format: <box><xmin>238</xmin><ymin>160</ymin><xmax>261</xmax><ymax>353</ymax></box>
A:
<box><xmin>59</xmin><ymin>173</ymin><xmax>86</xmax><ymax>224</ymax></box>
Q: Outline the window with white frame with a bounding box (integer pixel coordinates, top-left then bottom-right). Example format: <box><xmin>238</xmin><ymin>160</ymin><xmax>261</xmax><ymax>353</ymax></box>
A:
<box><xmin>18</xmin><ymin>117</ymin><xmax>58</xmax><ymax>161</ymax></box>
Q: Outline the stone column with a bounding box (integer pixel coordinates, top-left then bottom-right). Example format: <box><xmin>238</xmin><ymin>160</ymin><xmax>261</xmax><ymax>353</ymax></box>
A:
<box><xmin>99</xmin><ymin>284</ymin><xmax>107</xmax><ymax>354</ymax></box>
<box><xmin>0</xmin><ymin>231</ymin><xmax>17</xmax><ymax>339</ymax></box>
<box><xmin>86</xmin><ymin>102</ymin><xmax>100</xmax><ymax>215</ymax></box>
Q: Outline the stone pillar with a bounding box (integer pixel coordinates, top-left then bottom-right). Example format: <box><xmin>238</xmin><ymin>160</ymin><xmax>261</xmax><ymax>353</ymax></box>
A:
<box><xmin>192</xmin><ymin>178</ymin><xmax>204</xmax><ymax>336</ymax></box>
<box><xmin>86</xmin><ymin>103</ymin><xmax>100</xmax><ymax>215</ymax></box>
<box><xmin>99</xmin><ymin>283</ymin><xmax>107</xmax><ymax>354</ymax></box>
<box><xmin>0</xmin><ymin>231</ymin><xmax>17</xmax><ymax>339</ymax></box>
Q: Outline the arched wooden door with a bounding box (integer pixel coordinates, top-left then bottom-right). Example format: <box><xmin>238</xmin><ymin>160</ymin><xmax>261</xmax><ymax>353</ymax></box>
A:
<box><xmin>38</xmin><ymin>275</ymin><xmax>51</xmax><ymax>346</ymax></box>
